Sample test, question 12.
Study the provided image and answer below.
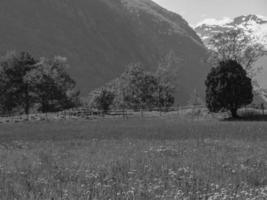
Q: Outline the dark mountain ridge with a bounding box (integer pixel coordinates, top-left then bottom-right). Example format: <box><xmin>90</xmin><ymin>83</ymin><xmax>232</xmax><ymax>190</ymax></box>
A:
<box><xmin>0</xmin><ymin>0</ymin><xmax>209</xmax><ymax>104</ymax></box>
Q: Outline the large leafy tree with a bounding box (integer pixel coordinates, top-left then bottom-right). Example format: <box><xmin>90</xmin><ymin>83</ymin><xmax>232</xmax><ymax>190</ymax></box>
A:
<box><xmin>208</xmin><ymin>29</ymin><xmax>266</xmax><ymax>80</ymax></box>
<box><xmin>205</xmin><ymin>60</ymin><xmax>253</xmax><ymax>118</ymax></box>
<box><xmin>27</xmin><ymin>56</ymin><xmax>80</xmax><ymax>113</ymax></box>
<box><xmin>0</xmin><ymin>52</ymin><xmax>79</xmax><ymax>115</ymax></box>
<box><xmin>0</xmin><ymin>52</ymin><xmax>37</xmax><ymax>114</ymax></box>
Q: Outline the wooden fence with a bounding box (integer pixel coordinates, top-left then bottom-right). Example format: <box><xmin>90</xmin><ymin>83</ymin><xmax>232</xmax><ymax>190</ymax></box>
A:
<box><xmin>0</xmin><ymin>104</ymin><xmax>266</xmax><ymax>123</ymax></box>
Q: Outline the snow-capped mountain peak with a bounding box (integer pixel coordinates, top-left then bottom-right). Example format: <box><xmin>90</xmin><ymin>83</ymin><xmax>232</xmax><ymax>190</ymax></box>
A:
<box><xmin>195</xmin><ymin>17</ymin><xmax>233</xmax><ymax>27</ymax></box>
<box><xmin>230</xmin><ymin>15</ymin><xmax>267</xmax><ymax>26</ymax></box>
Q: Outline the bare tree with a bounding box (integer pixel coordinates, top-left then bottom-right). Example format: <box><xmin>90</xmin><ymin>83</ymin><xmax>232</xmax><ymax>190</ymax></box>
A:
<box><xmin>208</xmin><ymin>29</ymin><xmax>266</xmax><ymax>79</ymax></box>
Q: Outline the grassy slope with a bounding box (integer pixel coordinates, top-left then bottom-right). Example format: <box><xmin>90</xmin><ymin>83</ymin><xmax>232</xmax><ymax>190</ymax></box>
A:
<box><xmin>0</xmin><ymin>118</ymin><xmax>267</xmax><ymax>199</ymax></box>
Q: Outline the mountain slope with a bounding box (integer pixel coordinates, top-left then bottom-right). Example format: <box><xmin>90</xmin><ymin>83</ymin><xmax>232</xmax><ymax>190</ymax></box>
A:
<box><xmin>0</xmin><ymin>0</ymin><xmax>209</xmax><ymax>104</ymax></box>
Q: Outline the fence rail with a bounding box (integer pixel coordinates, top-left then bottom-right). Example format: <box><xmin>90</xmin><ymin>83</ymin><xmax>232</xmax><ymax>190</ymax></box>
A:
<box><xmin>0</xmin><ymin>104</ymin><xmax>266</xmax><ymax>123</ymax></box>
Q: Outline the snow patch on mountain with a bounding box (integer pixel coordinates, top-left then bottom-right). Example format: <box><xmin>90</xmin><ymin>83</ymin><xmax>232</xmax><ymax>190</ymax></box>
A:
<box><xmin>195</xmin><ymin>15</ymin><xmax>267</xmax><ymax>48</ymax></box>
<box><xmin>195</xmin><ymin>17</ymin><xmax>233</xmax><ymax>27</ymax></box>
<box><xmin>256</xmin><ymin>15</ymin><xmax>267</xmax><ymax>21</ymax></box>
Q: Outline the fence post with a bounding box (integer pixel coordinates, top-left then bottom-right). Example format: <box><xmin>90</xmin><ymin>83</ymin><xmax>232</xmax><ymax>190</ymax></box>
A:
<box><xmin>261</xmin><ymin>103</ymin><xmax>265</xmax><ymax>115</ymax></box>
<box><xmin>122</xmin><ymin>108</ymin><xmax>128</xmax><ymax>120</ymax></box>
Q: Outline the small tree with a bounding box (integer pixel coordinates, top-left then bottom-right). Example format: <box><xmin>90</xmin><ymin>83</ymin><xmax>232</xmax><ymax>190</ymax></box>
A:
<box><xmin>205</xmin><ymin>60</ymin><xmax>253</xmax><ymax>118</ymax></box>
<box><xmin>188</xmin><ymin>89</ymin><xmax>203</xmax><ymax>106</ymax></box>
<box><xmin>156</xmin><ymin>78</ymin><xmax>175</xmax><ymax>110</ymax></box>
<box><xmin>156</xmin><ymin>53</ymin><xmax>177</xmax><ymax>110</ymax></box>
<box><xmin>90</xmin><ymin>88</ymin><xmax>115</xmax><ymax>113</ymax></box>
<box><xmin>120</xmin><ymin>64</ymin><xmax>158</xmax><ymax>110</ymax></box>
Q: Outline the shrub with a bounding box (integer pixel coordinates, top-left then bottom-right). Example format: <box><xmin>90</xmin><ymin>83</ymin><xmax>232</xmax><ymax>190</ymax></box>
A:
<box><xmin>89</xmin><ymin>88</ymin><xmax>115</xmax><ymax>113</ymax></box>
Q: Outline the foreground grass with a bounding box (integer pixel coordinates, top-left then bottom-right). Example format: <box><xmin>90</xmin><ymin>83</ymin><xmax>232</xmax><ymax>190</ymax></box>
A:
<box><xmin>0</xmin><ymin>118</ymin><xmax>267</xmax><ymax>199</ymax></box>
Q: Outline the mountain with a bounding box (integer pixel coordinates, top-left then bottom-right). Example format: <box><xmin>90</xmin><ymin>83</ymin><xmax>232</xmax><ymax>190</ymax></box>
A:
<box><xmin>0</xmin><ymin>0</ymin><xmax>209</xmax><ymax>105</ymax></box>
<box><xmin>195</xmin><ymin>14</ymin><xmax>267</xmax><ymax>90</ymax></box>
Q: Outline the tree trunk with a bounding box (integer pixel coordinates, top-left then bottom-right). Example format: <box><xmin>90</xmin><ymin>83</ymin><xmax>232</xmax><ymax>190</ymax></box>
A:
<box><xmin>24</xmin><ymin>84</ymin><xmax>30</xmax><ymax>115</ymax></box>
<box><xmin>25</xmin><ymin>102</ymin><xmax>30</xmax><ymax>115</ymax></box>
<box><xmin>230</xmin><ymin>108</ymin><xmax>239</xmax><ymax>118</ymax></box>
<box><xmin>25</xmin><ymin>95</ymin><xmax>30</xmax><ymax>115</ymax></box>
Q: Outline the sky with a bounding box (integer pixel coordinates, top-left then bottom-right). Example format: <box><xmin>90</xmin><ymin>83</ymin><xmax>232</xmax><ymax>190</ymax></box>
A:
<box><xmin>152</xmin><ymin>0</ymin><xmax>267</xmax><ymax>26</ymax></box>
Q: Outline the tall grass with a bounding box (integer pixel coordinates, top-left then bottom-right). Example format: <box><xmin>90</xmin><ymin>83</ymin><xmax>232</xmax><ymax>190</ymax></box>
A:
<box><xmin>0</xmin><ymin>118</ymin><xmax>267</xmax><ymax>199</ymax></box>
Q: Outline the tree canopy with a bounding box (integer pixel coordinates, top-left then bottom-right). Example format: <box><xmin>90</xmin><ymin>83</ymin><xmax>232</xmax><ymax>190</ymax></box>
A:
<box><xmin>120</xmin><ymin>64</ymin><xmax>175</xmax><ymax>110</ymax></box>
<box><xmin>27</xmin><ymin>56</ymin><xmax>80</xmax><ymax>113</ymax></box>
<box><xmin>89</xmin><ymin>88</ymin><xmax>115</xmax><ymax>113</ymax></box>
<box><xmin>0</xmin><ymin>52</ymin><xmax>79</xmax><ymax>115</ymax></box>
<box><xmin>0</xmin><ymin>52</ymin><xmax>37</xmax><ymax>114</ymax></box>
<box><xmin>205</xmin><ymin>60</ymin><xmax>253</xmax><ymax>118</ymax></box>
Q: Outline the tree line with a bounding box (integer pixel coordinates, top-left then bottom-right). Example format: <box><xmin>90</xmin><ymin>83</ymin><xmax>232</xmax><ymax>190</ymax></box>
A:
<box><xmin>0</xmin><ymin>51</ymin><xmax>177</xmax><ymax>116</ymax></box>
<box><xmin>0</xmin><ymin>29</ymin><xmax>265</xmax><ymax>118</ymax></box>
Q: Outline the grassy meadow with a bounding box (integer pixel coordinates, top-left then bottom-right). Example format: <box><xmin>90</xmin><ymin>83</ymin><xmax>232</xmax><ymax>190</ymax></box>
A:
<box><xmin>0</xmin><ymin>116</ymin><xmax>267</xmax><ymax>199</ymax></box>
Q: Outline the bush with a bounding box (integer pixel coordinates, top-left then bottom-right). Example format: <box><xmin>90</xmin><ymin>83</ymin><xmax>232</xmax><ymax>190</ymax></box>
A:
<box><xmin>89</xmin><ymin>88</ymin><xmax>115</xmax><ymax>113</ymax></box>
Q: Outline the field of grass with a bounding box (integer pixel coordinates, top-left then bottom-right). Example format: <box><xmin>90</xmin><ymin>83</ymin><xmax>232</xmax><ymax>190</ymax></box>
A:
<box><xmin>0</xmin><ymin>117</ymin><xmax>267</xmax><ymax>199</ymax></box>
